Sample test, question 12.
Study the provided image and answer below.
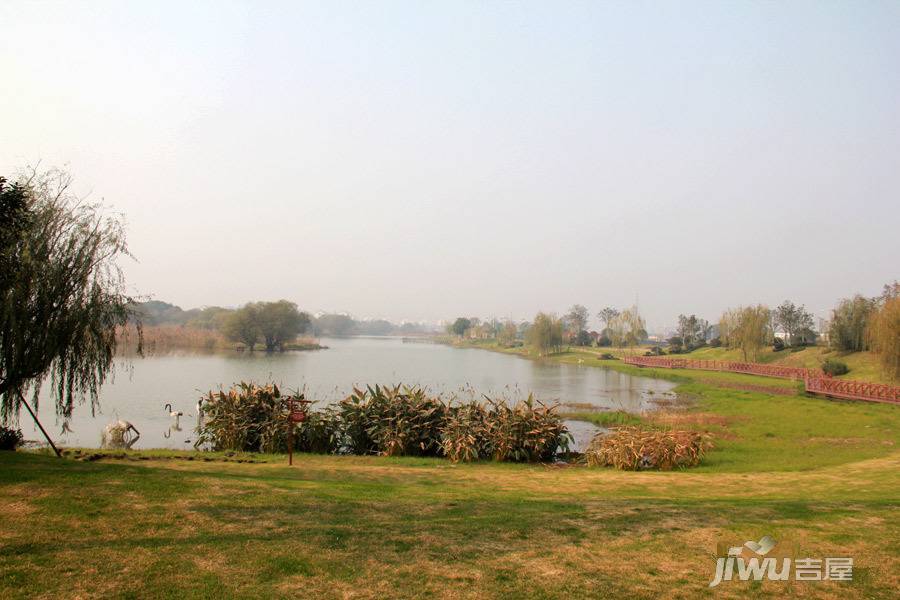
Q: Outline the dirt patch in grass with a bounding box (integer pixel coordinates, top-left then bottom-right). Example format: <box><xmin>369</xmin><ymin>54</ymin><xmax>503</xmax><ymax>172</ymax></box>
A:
<box><xmin>647</xmin><ymin>394</ymin><xmax>695</xmax><ymax>409</ymax></box>
<box><xmin>806</xmin><ymin>437</ymin><xmax>871</xmax><ymax>446</ymax></box>
<box><xmin>192</xmin><ymin>549</ymin><xmax>231</xmax><ymax>574</ymax></box>
<box><xmin>696</xmin><ymin>379</ymin><xmax>799</xmax><ymax>396</ymax></box>
<box><xmin>648</xmin><ymin>411</ymin><xmax>730</xmax><ymax>428</ymax></box>
<box><xmin>0</xmin><ymin>500</ymin><xmax>35</xmax><ymax>519</ymax></box>
<box><xmin>0</xmin><ymin>484</ymin><xmax>51</xmax><ymax>522</ymax></box>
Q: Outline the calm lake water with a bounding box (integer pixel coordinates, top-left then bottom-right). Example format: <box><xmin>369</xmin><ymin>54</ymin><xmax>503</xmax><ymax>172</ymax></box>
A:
<box><xmin>26</xmin><ymin>337</ymin><xmax>675</xmax><ymax>450</ymax></box>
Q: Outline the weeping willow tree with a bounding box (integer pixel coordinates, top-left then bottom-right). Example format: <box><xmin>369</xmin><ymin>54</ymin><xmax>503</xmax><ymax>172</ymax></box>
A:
<box><xmin>607</xmin><ymin>306</ymin><xmax>646</xmax><ymax>355</ymax></box>
<box><xmin>718</xmin><ymin>305</ymin><xmax>771</xmax><ymax>362</ymax></box>
<box><xmin>526</xmin><ymin>312</ymin><xmax>563</xmax><ymax>356</ymax></box>
<box><xmin>0</xmin><ymin>168</ymin><xmax>141</xmax><ymax>428</ymax></box>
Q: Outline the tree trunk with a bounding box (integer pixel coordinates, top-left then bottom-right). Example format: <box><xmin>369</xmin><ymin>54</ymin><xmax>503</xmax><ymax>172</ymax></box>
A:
<box><xmin>18</xmin><ymin>393</ymin><xmax>61</xmax><ymax>457</ymax></box>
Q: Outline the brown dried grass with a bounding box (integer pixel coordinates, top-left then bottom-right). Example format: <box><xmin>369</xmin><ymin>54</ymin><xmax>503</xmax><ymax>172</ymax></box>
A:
<box><xmin>585</xmin><ymin>426</ymin><xmax>712</xmax><ymax>470</ymax></box>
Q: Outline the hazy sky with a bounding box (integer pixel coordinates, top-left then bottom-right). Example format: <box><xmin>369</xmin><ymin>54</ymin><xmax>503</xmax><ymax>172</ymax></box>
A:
<box><xmin>2</xmin><ymin>1</ymin><xmax>898</xmax><ymax>331</ymax></box>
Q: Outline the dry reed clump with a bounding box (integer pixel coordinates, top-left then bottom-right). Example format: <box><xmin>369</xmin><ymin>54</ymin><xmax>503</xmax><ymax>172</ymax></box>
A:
<box><xmin>585</xmin><ymin>427</ymin><xmax>711</xmax><ymax>470</ymax></box>
<box><xmin>197</xmin><ymin>382</ymin><xmax>570</xmax><ymax>462</ymax></box>
<box><xmin>119</xmin><ymin>324</ymin><xmax>225</xmax><ymax>353</ymax></box>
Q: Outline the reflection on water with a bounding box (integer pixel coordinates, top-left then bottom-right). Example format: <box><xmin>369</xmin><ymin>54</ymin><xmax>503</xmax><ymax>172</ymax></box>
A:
<box><xmin>26</xmin><ymin>337</ymin><xmax>675</xmax><ymax>450</ymax></box>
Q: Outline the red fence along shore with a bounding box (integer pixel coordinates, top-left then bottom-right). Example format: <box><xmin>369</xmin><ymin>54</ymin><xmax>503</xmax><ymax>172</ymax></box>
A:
<box><xmin>622</xmin><ymin>355</ymin><xmax>900</xmax><ymax>405</ymax></box>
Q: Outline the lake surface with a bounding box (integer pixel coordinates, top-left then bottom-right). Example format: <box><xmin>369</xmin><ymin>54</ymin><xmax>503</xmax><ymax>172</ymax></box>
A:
<box><xmin>25</xmin><ymin>337</ymin><xmax>675</xmax><ymax>450</ymax></box>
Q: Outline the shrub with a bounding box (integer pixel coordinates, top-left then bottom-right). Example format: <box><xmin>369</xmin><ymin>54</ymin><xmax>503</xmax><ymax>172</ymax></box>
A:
<box><xmin>773</xmin><ymin>337</ymin><xmax>785</xmax><ymax>351</ymax></box>
<box><xmin>599</xmin><ymin>353</ymin><xmax>617</xmax><ymax>360</ymax></box>
<box><xmin>0</xmin><ymin>426</ymin><xmax>23</xmax><ymax>451</ymax></box>
<box><xmin>822</xmin><ymin>359</ymin><xmax>849</xmax><ymax>376</ymax></box>
<box><xmin>585</xmin><ymin>427</ymin><xmax>710</xmax><ymax>470</ymax></box>
<box><xmin>709</xmin><ymin>337</ymin><xmax>722</xmax><ymax>348</ymax></box>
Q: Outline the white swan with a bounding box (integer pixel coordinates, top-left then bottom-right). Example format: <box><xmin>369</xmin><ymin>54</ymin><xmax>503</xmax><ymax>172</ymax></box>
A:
<box><xmin>195</xmin><ymin>398</ymin><xmax>205</xmax><ymax>429</ymax></box>
<box><xmin>164</xmin><ymin>403</ymin><xmax>183</xmax><ymax>428</ymax></box>
<box><xmin>101</xmin><ymin>419</ymin><xmax>140</xmax><ymax>449</ymax></box>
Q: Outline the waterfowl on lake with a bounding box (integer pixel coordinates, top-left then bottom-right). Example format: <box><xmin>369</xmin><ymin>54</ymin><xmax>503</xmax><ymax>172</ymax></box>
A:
<box><xmin>164</xmin><ymin>403</ymin><xmax>184</xmax><ymax>419</ymax></box>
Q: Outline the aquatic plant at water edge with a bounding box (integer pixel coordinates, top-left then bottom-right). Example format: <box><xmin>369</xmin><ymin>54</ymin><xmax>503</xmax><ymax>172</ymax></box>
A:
<box><xmin>293</xmin><ymin>408</ymin><xmax>342</xmax><ymax>454</ymax></box>
<box><xmin>484</xmin><ymin>395</ymin><xmax>570</xmax><ymax>462</ymax></box>
<box><xmin>337</xmin><ymin>384</ymin><xmax>457</xmax><ymax>457</ymax></box>
<box><xmin>440</xmin><ymin>403</ymin><xmax>490</xmax><ymax>462</ymax></box>
<box><xmin>197</xmin><ymin>381</ymin><xmax>570</xmax><ymax>462</ymax></box>
<box><xmin>357</xmin><ymin>384</ymin><xmax>446</xmax><ymax>457</ymax></box>
<box><xmin>196</xmin><ymin>382</ymin><xmax>290</xmax><ymax>453</ymax></box>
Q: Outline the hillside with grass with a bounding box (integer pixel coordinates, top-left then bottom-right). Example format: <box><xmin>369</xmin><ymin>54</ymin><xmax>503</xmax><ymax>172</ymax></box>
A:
<box><xmin>459</xmin><ymin>338</ymin><xmax>894</xmax><ymax>385</ymax></box>
<box><xmin>656</xmin><ymin>345</ymin><xmax>890</xmax><ymax>384</ymax></box>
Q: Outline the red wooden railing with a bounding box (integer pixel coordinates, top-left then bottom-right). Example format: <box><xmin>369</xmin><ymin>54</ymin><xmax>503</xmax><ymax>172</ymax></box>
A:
<box><xmin>622</xmin><ymin>355</ymin><xmax>900</xmax><ymax>405</ymax></box>
<box><xmin>804</xmin><ymin>377</ymin><xmax>900</xmax><ymax>404</ymax></box>
<box><xmin>622</xmin><ymin>356</ymin><xmax>820</xmax><ymax>379</ymax></box>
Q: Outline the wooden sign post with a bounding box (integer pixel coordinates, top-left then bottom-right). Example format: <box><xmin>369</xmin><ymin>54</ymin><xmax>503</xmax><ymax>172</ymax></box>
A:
<box><xmin>287</xmin><ymin>395</ymin><xmax>311</xmax><ymax>466</ymax></box>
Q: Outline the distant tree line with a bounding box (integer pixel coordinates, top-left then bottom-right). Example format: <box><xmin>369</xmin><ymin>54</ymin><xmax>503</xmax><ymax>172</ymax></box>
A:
<box><xmin>133</xmin><ymin>300</ymin><xmax>231</xmax><ymax>329</ymax></box>
<box><xmin>312</xmin><ymin>314</ymin><xmax>432</xmax><ymax>337</ymax></box>
<box><xmin>445</xmin><ymin>282</ymin><xmax>900</xmax><ymax>381</ymax></box>
<box><xmin>828</xmin><ymin>282</ymin><xmax>899</xmax><ymax>379</ymax></box>
<box><xmin>447</xmin><ymin>304</ymin><xmax>648</xmax><ymax>356</ymax></box>
<box><xmin>134</xmin><ymin>301</ymin><xmax>435</xmax><ymax>351</ymax></box>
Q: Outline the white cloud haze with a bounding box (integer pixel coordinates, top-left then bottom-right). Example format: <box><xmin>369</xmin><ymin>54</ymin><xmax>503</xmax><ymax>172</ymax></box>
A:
<box><xmin>2</xmin><ymin>1</ymin><xmax>899</xmax><ymax>331</ymax></box>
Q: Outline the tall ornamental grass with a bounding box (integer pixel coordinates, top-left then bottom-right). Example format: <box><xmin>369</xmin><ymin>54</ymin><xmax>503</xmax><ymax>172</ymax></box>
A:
<box><xmin>197</xmin><ymin>382</ymin><xmax>570</xmax><ymax>462</ymax></box>
<box><xmin>196</xmin><ymin>382</ymin><xmax>289</xmax><ymax>453</ymax></box>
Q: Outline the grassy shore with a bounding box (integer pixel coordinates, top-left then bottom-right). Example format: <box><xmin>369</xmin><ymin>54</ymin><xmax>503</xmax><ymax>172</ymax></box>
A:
<box><xmin>2</xmin><ymin>349</ymin><xmax>899</xmax><ymax>598</ymax></box>
<box><xmin>445</xmin><ymin>336</ymin><xmax>895</xmax><ymax>385</ymax></box>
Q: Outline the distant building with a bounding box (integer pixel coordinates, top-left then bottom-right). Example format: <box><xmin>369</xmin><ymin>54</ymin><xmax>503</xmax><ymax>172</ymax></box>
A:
<box><xmin>815</xmin><ymin>317</ymin><xmax>830</xmax><ymax>343</ymax></box>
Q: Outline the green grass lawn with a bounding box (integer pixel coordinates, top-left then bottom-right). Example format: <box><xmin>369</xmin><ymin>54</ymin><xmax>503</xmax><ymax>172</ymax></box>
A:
<box><xmin>2</xmin><ymin>357</ymin><xmax>899</xmax><ymax>598</ymax></box>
